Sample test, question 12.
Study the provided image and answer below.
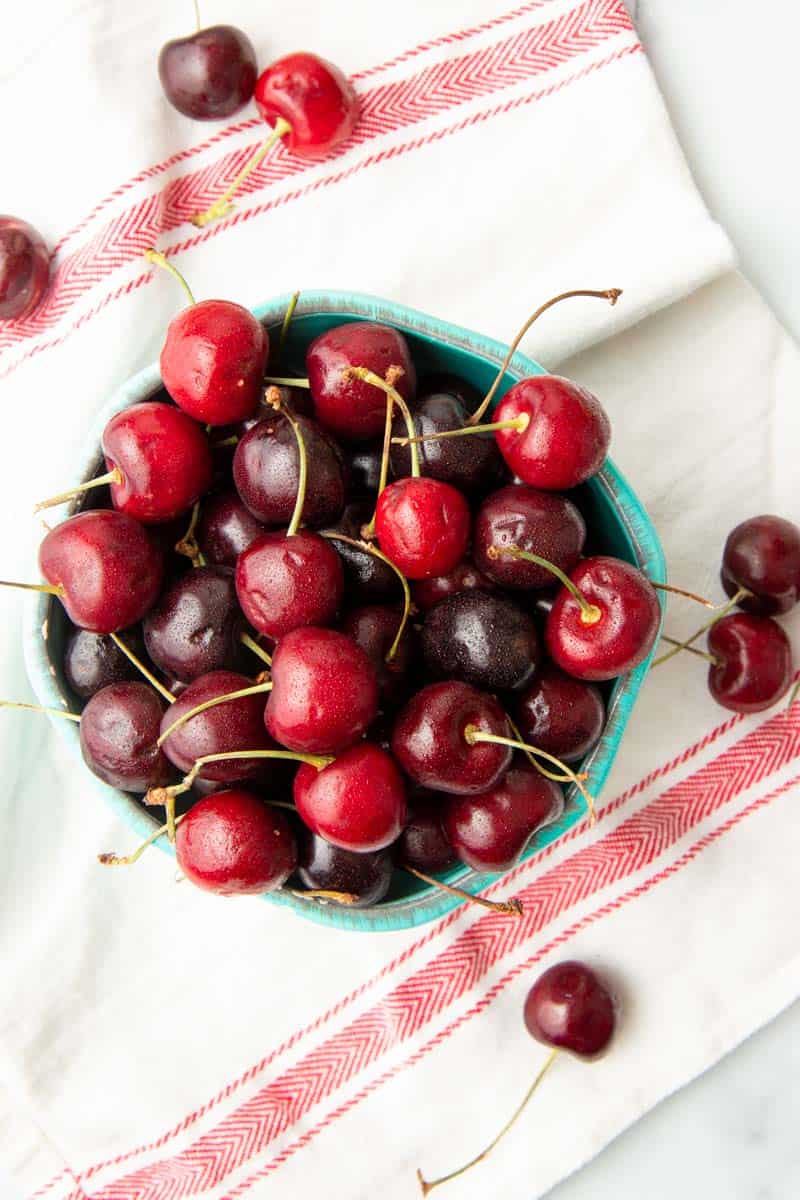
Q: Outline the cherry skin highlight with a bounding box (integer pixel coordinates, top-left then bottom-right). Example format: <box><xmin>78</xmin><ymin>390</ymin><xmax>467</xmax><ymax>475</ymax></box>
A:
<box><xmin>0</xmin><ymin>216</ymin><xmax>49</xmax><ymax>321</ymax></box>
<box><xmin>297</xmin><ymin>829</ymin><xmax>394</xmax><ymax>907</ymax></box>
<box><xmin>64</xmin><ymin>628</ymin><xmax>140</xmax><ymax>698</ymax></box>
<box><xmin>197</xmin><ymin>490</ymin><xmax>266</xmax><ymax>567</ymax></box>
<box><xmin>327</xmin><ymin>501</ymin><xmax>398</xmax><ymax>602</ymax></box>
<box><xmin>443</xmin><ymin>761</ymin><xmax>563</xmax><ymax>871</ymax></box>
<box><xmin>159</xmin><ymin>669</ymin><xmax>273</xmax><ymax>782</ymax></box>
<box><xmin>80</xmin><ymin>682</ymin><xmax>172</xmax><ymax>793</ymax></box>
<box><xmin>473</xmin><ymin>484</ymin><xmax>586</xmax><ymax>589</ymax></box>
<box><xmin>143</xmin><ymin>566</ymin><xmax>244</xmax><ymax>683</ymax></box>
<box><xmin>524</xmin><ymin>961</ymin><xmax>616</xmax><ymax>1058</ymax></box>
<box><xmin>422</xmin><ymin>590</ymin><xmax>540</xmax><ymax>692</ymax></box>
<box><xmin>515</xmin><ymin>665</ymin><xmax>605</xmax><ymax>763</ymax></box>
<box><xmin>721</xmin><ymin>514</ymin><xmax>800</xmax><ymax>616</ymax></box>
<box><xmin>294</xmin><ymin>742</ymin><xmax>406</xmax><ymax>852</ymax></box>
<box><xmin>235</xmin><ymin>530</ymin><xmax>344</xmax><ymax>640</ymax></box>
<box><xmin>254</xmin><ymin>53</ymin><xmax>358</xmax><ymax>154</ymax></box>
<box><xmin>233</xmin><ymin>414</ymin><xmax>346</xmax><ymax>528</ymax></box>
<box><xmin>412</xmin><ymin>560</ymin><xmax>495</xmax><ymax>612</ymax></box>
<box><xmin>707</xmin><ymin>613</ymin><xmax>792</xmax><ymax>713</ymax></box>
<box><xmin>176</xmin><ymin>789</ymin><xmax>296</xmax><ymax>895</ymax></box>
<box><xmin>306</xmin><ymin>322</ymin><xmax>416</xmax><ymax>441</ymax></box>
<box><xmin>158</xmin><ymin>25</ymin><xmax>257</xmax><ymax>120</ymax></box>
<box><xmin>375</xmin><ymin>477</ymin><xmax>470</xmax><ymax>580</ymax></box>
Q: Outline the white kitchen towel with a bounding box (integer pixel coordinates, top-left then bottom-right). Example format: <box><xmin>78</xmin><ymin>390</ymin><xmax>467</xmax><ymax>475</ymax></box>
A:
<box><xmin>1</xmin><ymin>2</ymin><xmax>798</xmax><ymax>1199</ymax></box>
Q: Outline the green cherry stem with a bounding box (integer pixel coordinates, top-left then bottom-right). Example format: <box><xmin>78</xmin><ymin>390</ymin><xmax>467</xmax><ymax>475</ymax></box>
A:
<box><xmin>343</xmin><ymin>365</ymin><xmax>421</xmax><ymax>478</ymax></box>
<box><xmin>175</xmin><ymin>500</ymin><xmax>206</xmax><ymax>567</ymax></box>
<box><xmin>276</xmin><ymin>291</ymin><xmax>300</xmax><ymax>364</ymax></box>
<box><xmin>144</xmin><ymin>249</ymin><xmax>196</xmax><ymax>306</ymax></box>
<box><xmin>321</xmin><ymin>531</ymin><xmax>410</xmax><ymax>661</ymax></box>
<box><xmin>487</xmin><ymin>544</ymin><xmax>602</xmax><ymax>626</ymax></box>
<box><xmin>651</xmin><ymin>586</ymin><xmax>752</xmax><ymax>667</ymax></box>
<box><xmin>787</xmin><ymin>679</ymin><xmax>800</xmax><ymax>709</ymax></box>
<box><xmin>157</xmin><ymin>681</ymin><xmax>273</xmax><ymax>747</ymax></box>
<box><xmin>0</xmin><ymin>700</ymin><xmax>81</xmax><ymax>722</ymax></box>
<box><xmin>650</xmin><ymin>581</ymin><xmax>717</xmax><ymax>608</ymax></box>
<box><xmin>659</xmin><ymin>635</ymin><xmax>720</xmax><ymax>665</ymax></box>
<box><xmin>148</xmin><ymin>747</ymin><xmax>333</xmax><ymax>803</ymax></box>
<box><xmin>192</xmin><ymin>0</ymin><xmax>201</xmax><ymax>32</ymax></box>
<box><xmin>392</xmin><ymin>413</ymin><xmax>529</xmax><ymax>447</ymax></box>
<box><xmin>283</xmin><ymin>407</ymin><xmax>308</xmax><ymax>538</ymax></box>
<box><xmin>0</xmin><ymin>580</ymin><xmax>64</xmax><ymax>597</ymax></box>
<box><xmin>262</xmin><ymin>375</ymin><xmax>311</xmax><ymax>389</ymax></box>
<box><xmin>403</xmin><ymin>866</ymin><xmax>523</xmax><ymax>916</ymax></box>
<box><xmin>99</xmin><ymin>812</ymin><xmax>187</xmax><ymax>867</ymax></box>
<box><xmin>34</xmin><ymin>468</ymin><xmax>124</xmax><ymax>514</ymax></box>
<box><xmin>191</xmin><ymin>117</ymin><xmax>292</xmax><ymax>228</ymax></box>
<box><xmin>109</xmin><ymin>633</ymin><xmax>176</xmax><ymax>703</ymax></box>
<box><xmin>464</xmin><ymin>724</ymin><xmax>596</xmax><ymax>824</ymax></box>
<box><xmin>239</xmin><ymin>632</ymin><xmax>272</xmax><ymax>667</ymax></box>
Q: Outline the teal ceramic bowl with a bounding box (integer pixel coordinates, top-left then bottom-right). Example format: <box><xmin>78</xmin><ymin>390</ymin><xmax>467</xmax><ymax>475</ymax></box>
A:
<box><xmin>23</xmin><ymin>291</ymin><xmax>666</xmax><ymax>932</ymax></box>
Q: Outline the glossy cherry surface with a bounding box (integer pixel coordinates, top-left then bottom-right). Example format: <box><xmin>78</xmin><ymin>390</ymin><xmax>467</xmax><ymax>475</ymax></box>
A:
<box><xmin>80</xmin><ymin>682</ymin><xmax>171</xmax><ymax>792</ymax></box>
<box><xmin>235</xmin><ymin>530</ymin><xmax>344</xmax><ymax>639</ymax></box>
<box><xmin>524</xmin><ymin>961</ymin><xmax>616</xmax><ymax>1058</ymax></box>
<box><xmin>375</xmin><ymin>476</ymin><xmax>470</xmax><ymax>580</ymax></box>
<box><xmin>294</xmin><ymin>742</ymin><xmax>406</xmax><ymax>852</ymax></box>
<box><xmin>327</xmin><ymin>502</ymin><xmax>398</xmax><ymax>602</ymax></box>
<box><xmin>265</xmin><ymin>626</ymin><xmax>378</xmax><ymax>754</ymax></box>
<box><xmin>721</xmin><ymin>515</ymin><xmax>800</xmax><ymax>616</ymax></box>
<box><xmin>391</xmin><ymin>681</ymin><xmax>512</xmax><ymax>795</ymax></box>
<box><xmin>102</xmin><ymin>401</ymin><xmax>213</xmax><ymax>523</ymax></box>
<box><xmin>160</xmin><ymin>669</ymin><xmax>273</xmax><ymax>781</ymax></box>
<box><xmin>306</xmin><ymin>321</ymin><xmax>416</xmax><ymax>441</ymax></box>
<box><xmin>158</xmin><ymin>25</ymin><xmax>257</xmax><ymax>120</ymax></box>
<box><xmin>494</xmin><ymin>376</ymin><xmax>611</xmax><ymax>490</ymax></box>
<box><xmin>412</xmin><ymin>560</ymin><xmax>494</xmax><ymax>612</ymax></box>
<box><xmin>422</xmin><ymin>590</ymin><xmax>539</xmax><ymax>692</ymax></box>
<box><xmin>396</xmin><ymin>796</ymin><xmax>455</xmax><ymax>873</ymax></box>
<box><xmin>176</xmin><ymin>789</ymin><xmax>296</xmax><ymax>895</ymax></box>
<box><xmin>546</xmin><ymin>556</ymin><xmax>660</xmax><ymax>681</ymax></box>
<box><xmin>64</xmin><ymin>628</ymin><xmax>139</xmax><ymax>698</ymax></box>
<box><xmin>254</xmin><ymin>53</ymin><xmax>358</xmax><ymax>154</ymax></box>
<box><xmin>341</xmin><ymin>604</ymin><xmax>415</xmax><ymax>706</ymax></box>
<box><xmin>297</xmin><ymin>829</ymin><xmax>394</xmax><ymax>906</ymax></box>
<box><xmin>197</xmin><ymin>490</ymin><xmax>266</xmax><ymax>567</ymax></box>
<box><xmin>443</xmin><ymin>760</ymin><xmax>563</xmax><ymax>871</ymax></box>
<box><xmin>143</xmin><ymin>566</ymin><xmax>244</xmax><ymax>682</ymax></box>
<box><xmin>40</xmin><ymin>510</ymin><xmax>163</xmax><ymax>634</ymax></box>
<box><xmin>233</xmin><ymin>413</ymin><xmax>346</xmax><ymax>527</ymax></box>
<box><xmin>160</xmin><ymin>299</ymin><xmax>268</xmax><ymax>426</ymax></box>
<box><xmin>473</xmin><ymin>484</ymin><xmax>586</xmax><ymax>589</ymax></box>
<box><xmin>707</xmin><ymin>613</ymin><xmax>792</xmax><ymax>713</ymax></box>
<box><xmin>390</xmin><ymin>387</ymin><xmax>503</xmax><ymax>492</ymax></box>
<box><xmin>0</xmin><ymin>216</ymin><xmax>49</xmax><ymax>321</ymax></box>
<box><xmin>515</xmin><ymin>665</ymin><xmax>605</xmax><ymax>763</ymax></box>
<box><xmin>344</xmin><ymin>442</ymin><xmax>383</xmax><ymax>496</ymax></box>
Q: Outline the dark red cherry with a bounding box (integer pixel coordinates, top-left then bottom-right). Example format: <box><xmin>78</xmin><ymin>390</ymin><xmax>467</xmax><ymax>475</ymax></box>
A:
<box><xmin>340</xmin><ymin>604</ymin><xmax>415</xmax><ymax>705</ymax></box>
<box><xmin>546</xmin><ymin>556</ymin><xmax>660</xmax><ymax>681</ymax></box>
<box><xmin>102</xmin><ymin>401</ymin><xmax>213</xmax><ymax>523</ymax></box>
<box><xmin>0</xmin><ymin>216</ymin><xmax>50</xmax><ymax>320</ymax></box>
<box><xmin>396</xmin><ymin>795</ymin><xmax>455</xmax><ymax>873</ymax></box>
<box><xmin>443</xmin><ymin>760</ymin><xmax>563</xmax><ymax>871</ymax></box>
<box><xmin>235</xmin><ymin>530</ymin><xmax>344</xmax><ymax>640</ymax></box>
<box><xmin>160</xmin><ymin>300</ymin><xmax>268</xmax><ymax>426</ymax></box>
<box><xmin>294</xmin><ymin>742</ymin><xmax>406</xmax><ymax>852</ymax></box>
<box><xmin>375</xmin><ymin>477</ymin><xmax>470</xmax><ymax>580</ymax></box>
<box><xmin>143</xmin><ymin>566</ymin><xmax>244</xmax><ymax>683</ymax></box>
<box><xmin>233</xmin><ymin>414</ymin><xmax>346</xmax><ymax>528</ymax></box>
<box><xmin>721</xmin><ymin>515</ymin><xmax>800</xmax><ymax>616</ymax></box>
<box><xmin>516</xmin><ymin>665</ymin><xmax>605</xmax><ymax>763</ymax></box>
<box><xmin>296</xmin><ymin>829</ymin><xmax>393</xmax><ymax>907</ymax></box>
<box><xmin>473</xmin><ymin>484</ymin><xmax>585</xmax><ymax>589</ymax></box>
<box><xmin>422</xmin><ymin>590</ymin><xmax>539</xmax><ymax>692</ymax></box>
<box><xmin>391</xmin><ymin>681</ymin><xmax>512</xmax><ymax>795</ymax></box>
<box><xmin>412</xmin><ymin>560</ymin><xmax>494</xmax><ymax>612</ymax></box>
<box><xmin>524</xmin><ymin>961</ymin><xmax>616</xmax><ymax>1058</ymax></box>
<box><xmin>326</xmin><ymin>502</ymin><xmax>398</xmax><ymax>603</ymax></box>
<box><xmin>64</xmin><ymin>628</ymin><xmax>140</xmax><ymax>698</ymax></box>
<box><xmin>344</xmin><ymin>442</ymin><xmax>383</xmax><ymax>496</ymax></box>
<box><xmin>80</xmin><ymin>682</ymin><xmax>171</xmax><ymax>792</ymax></box>
<box><xmin>707</xmin><ymin>613</ymin><xmax>792</xmax><ymax>713</ymax></box>
<box><xmin>238</xmin><ymin>385</ymin><xmax>314</xmax><ymax>435</ymax></box>
<box><xmin>176</xmin><ymin>789</ymin><xmax>296</xmax><ymax>895</ymax></box>
<box><xmin>158</xmin><ymin>25</ymin><xmax>257</xmax><ymax>120</ymax></box>
<box><xmin>493</xmin><ymin>376</ymin><xmax>610</xmax><ymax>489</ymax></box>
<box><xmin>390</xmin><ymin>387</ymin><xmax>503</xmax><ymax>492</ymax></box>
<box><xmin>254</xmin><ymin>53</ymin><xmax>358</xmax><ymax>155</ymax></box>
<box><xmin>265</xmin><ymin>626</ymin><xmax>379</xmax><ymax>754</ymax></box>
<box><xmin>160</xmin><ymin>669</ymin><xmax>273</xmax><ymax>781</ymax></box>
<box><xmin>197</xmin><ymin>490</ymin><xmax>266</xmax><ymax>567</ymax></box>
<box><xmin>306</xmin><ymin>322</ymin><xmax>416</xmax><ymax>441</ymax></box>
<box><xmin>39</xmin><ymin>510</ymin><xmax>164</xmax><ymax>633</ymax></box>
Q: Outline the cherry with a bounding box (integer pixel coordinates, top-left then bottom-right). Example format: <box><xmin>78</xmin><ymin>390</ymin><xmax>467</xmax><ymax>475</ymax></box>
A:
<box><xmin>265</xmin><ymin>626</ymin><xmax>379</xmax><ymax>754</ymax></box>
<box><xmin>306</xmin><ymin>322</ymin><xmax>416</xmax><ymax>441</ymax></box>
<box><xmin>422</xmin><ymin>591</ymin><xmax>539</xmax><ymax>692</ymax></box>
<box><xmin>473</xmin><ymin>484</ymin><xmax>585</xmax><ymax>589</ymax></box>
<box><xmin>143</xmin><ymin>565</ymin><xmax>245</xmax><ymax>683</ymax></box>
<box><xmin>515</xmin><ymin>665</ymin><xmax>605</xmax><ymax>763</ymax></box>
<box><xmin>375</xmin><ymin>477</ymin><xmax>470</xmax><ymax>580</ymax></box>
<box><xmin>64</xmin><ymin>628</ymin><xmax>141</xmax><ymax>698</ymax></box>
<box><xmin>296</xmin><ymin>829</ymin><xmax>393</xmax><ymax>907</ymax></box>
<box><xmin>721</xmin><ymin>514</ymin><xmax>800</xmax><ymax>616</ymax></box>
<box><xmin>238</xmin><ymin>384</ymin><xmax>314</xmax><ymax>433</ymax></box>
<box><xmin>196</xmin><ymin>490</ymin><xmax>266</xmax><ymax>567</ymax></box>
<box><xmin>294</xmin><ymin>742</ymin><xmax>406</xmax><ymax>852</ymax></box>
<box><xmin>391</xmin><ymin>681</ymin><xmax>512</xmax><ymax>795</ymax></box>
<box><xmin>344</xmin><ymin>442</ymin><xmax>383</xmax><ymax>496</ymax></box>
<box><xmin>396</xmin><ymin>796</ymin><xmax>455</xmax><ymax>873</ymax></box>
<box><xmin>233</xmin><ymin>414</ymin><xmax>346</xmax><ymax>528</ymax></box>
<box><xmin>390</xmin><ymin>384</ymin><xmax>503</xmax><ymax>492</ymax></box>
<box><xmin>545</xmin><ymin>556</ymin><xmax>660</xmax><ymax>681</ymax></box>
<box><xmin>327</xmin><ymin>502</ymin><xmax>398</xmax><ymax>602</ymax></box>
<box><xmin>158</xmin><ymin>25</ymin><xmax>257</xmax><ymax>120</ymax></box>
<box><xmin>159</xmin><ymin>669</ymin><xmax>273</xmax><ymax>781</ymax></box>
<box><xmin>235</xmin><ymin>529</ymin><xmax>343</xmax><ymax>639</ymax></box>
<box><xmin>0</xmin><ymin>216</ymin><xmax>50</xmax><ymax>320</ymax></box>
<box><xmin>176</xmin><ymin>790</ymin><xmax>296</xmax><ymax>895</ymax></box>
<box><xmin>707</xmin><ymin>613</ymin><xmax>792</xmax><ymax>713</ymax></box>
<box><xmin>341</xmin><ymin>604</ymin><xmax>416</xmax><ymax>706</ymax></box>
<box><xmin>443</xmin><ymin>760</ymin><xmax>563</xmax><ymax>871</ymax></box>
<box><xmin>524</xmin><ymin>961</ymin><xmax>616</xmax><ymax>1058</ymax></box>
<box><xmin>412</xmin><ymin>560</ymin><xmax>494</xmax><ymax>612</ymax></box>
<box><xmin>80</xmin><ymin>682</ymin><xmax>172</xmax><ymax>793</ymax></box>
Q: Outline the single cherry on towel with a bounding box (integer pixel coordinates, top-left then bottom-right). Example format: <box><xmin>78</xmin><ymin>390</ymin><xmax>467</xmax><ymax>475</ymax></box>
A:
<box><xmin>177</xmin><ymin>789</ymin><xmax>296</xmax><ymax>895</ymax></box>
<box><xmin>0</xmin><ymin>216</ymin><xmax>50</xmax><ymax>321</ymax></box>
<box><xmin>306</xmin><ymin>322</ymin><xmax>416</xmax><ymax>441</ymax></box>
<box><xmin>296</xmin><ymin>829</ymin><xmax>394</xmax><ymax>907</ymax></box>
<box><xmin>294</xmin><ymin>742</ymin><xmax>406</xmax><ymax>852</ymax></box>
<box><xmin>707</xmin><ymin>613</ymin><xmax>792</xmax><ymax>713</ymax></box>
<box><xmin>158</xmin><ymin>23</ymin><xmax>257</xmax><ymax>120</ymax></box>
<box><xmin>376</xmin><ymin>476</ymin><xmax>470</xmax><ymax>580</ymax></box>
<box><xmin>473</xmin><ymin>484</ymin><xmax>586</xmax><ymax>590</ymax></box>
<box><xmin>721</xmin><ymin>514</ymin><xmax>800</xmax><ymax>616</ymax></box>
<box><xmin>80</xmin><ymin>682</ymin><xmax>172</xmax><ymax>793</ymax></box>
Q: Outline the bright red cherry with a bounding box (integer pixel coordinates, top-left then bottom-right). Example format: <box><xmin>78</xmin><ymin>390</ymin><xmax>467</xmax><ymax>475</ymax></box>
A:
<box><xmin>473</xmin><ymin>484</ymin><xmax>585</xmax><ymax>589</ymax></box>
<box><xmin>233</xmin><ymin>414</ymin><xmax>346</xmax><ymax>528</ymax></box>
<box><xmin>176</xmin><ymin>789</ymin><xmax>296</xmax><ymax>895</ymax></box>
<box><xmin>254</xmin><ymin>53</ymin><xmax>358</xmax><ymax>155</ymax></box>
<box><xmin>412</xmin><ymin>560</ymin><xmax>495</xmax><ymax>612</ymax></box>
<box><xmin>265</xmin><ymin>626</ymin><xmax>379</xmax><ymax>754</ymax></box>
<box><xmin>443</xmin><ymin>761</ymin><xmax>563</xmax><ymax>871</ymax></box>
<box><xmin>306</xmin><ymin>322</ymin><xmax>416</xmax><ymax>441</ymax></box>
<box><xmin>80</xmin><ymin>682</ymin><xmax>172</xmax><ymax>793</ymax></box>
<box><xmin>545</xmin><ymin>556</ymin><xmax>660</xmax><ymax>681</ymax></box>
<box><xmin>158</xmin><ymin>25</ymin><xmax>257</xmax><ymax>120</ymax></box>
<box><xmin>524</xmin><ymin>961</ymin><xmax>616</xmax><ymax>1058</ymax></box>
<box><xmin>493</xmin><ymin>376</ymin><xmax>610</xmax><ymax>490</ymax></box>
<box><xmin>38</xmin><ymin>510</ymin><xmax>163</xmax><ymax>633</ymax></box>
<box><xmin>391</xmin><ymin>681</ymin><xmax>512</xmax><ymax>795</ymax></box>
<box><xmin>707</xmin><ymin>613</ymin><xmax>792</xmax><ymax>713</ymax></box>
<box><xmin>515</xmin><ymin>665</ymin><xmax>605</xmax><ymax>763</ymax></box>
<box><xmin>375</xmin><ymin>477</ymin><xmax>470</xmax><ymax>580</ymax></box>
<box><xmin>197</xmin><ymin>490</ymin><xmax>266</xmax><ymax>567</ymax></box>
<box><xmin>294</xmin><ymin>742</ymin><xmax>406</xmax><ymax>851</ymax></box>
<box><xmin>235</xmin><ymin>530</ymin><xmax>343</xmax><ymax>640</ymax></box>
<box><xmin>0</xmin><ymin>216</ymin><xmax>50</xmax><ymax>321</ymax></box>
<box><xmin>721</xmin><ymin>515</ymin><xmax>800</xmax><ymax>616</ymax></box>
<box><xmin>160</xmin><ymin>669</ymin><xmax>273</xmax><ymax>782</ymax></box>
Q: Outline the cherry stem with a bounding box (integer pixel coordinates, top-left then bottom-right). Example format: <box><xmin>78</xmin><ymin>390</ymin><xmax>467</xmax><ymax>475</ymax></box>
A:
<box><xmin>109</xmin><ymin>633</ymin><xmax>176</xmax><ymax>704</ymax></box>
<box><xmin>213</xmin><ymin>434</ymin><xmax>239</xmax><ymax>449</ymax></box>
<box><xmin>0</xmin><ymin>700</ymin><xmax>81</xmax><ymax>722</ymax></box>
<box><xmin>0</xmin><ymin>580</ymin><xmax>64</xmax><ymax>597</ymax></box>
<box><xmin>464</xmin><ymin>725</ymin><xmax>596</xmax><ymax>825</ymax></box>
<box><xmin>175</xmin><ymin>500</ymin><xmax>206</xmax><ymax>567</ymax></box>
<box><xmin>157</xmin><ymin>681</ymin><xmax>273</xmax><ymax>747</ymax></box>
<box><xmin>343</xmin><ymin>365</ymin><xmax>421</xmax><ymax>478</ymax></box>
<box><xmin>469</xmin><ymin>287</ymin><xmax>622</xmax><ymax>425</ymax></box>
<box><xmin>487</xmin><ymin>544</ymin><xmax>602</xmax><ymax>626</ymax></box>
<box><xmin>276</xmin><ymin>291</ymin><xmax>300</xmax><ymax>364</ymax></box>
<box><xmin>651</xmin><ymin>586</ymin><xmax>751</xmax><ymax>668</ymax></box>
<box><xmin>321</xmin><ymin>531</ymin><xmax>411</xmax><ymax>661</ymax></box>
<box><xmin>787</xmin><ymin>679</ymin><xmax>800</xmax><ymax>709</ymax></box>
<box><xmin>191</xmin><ymin>117</ymin><xmax>292</xmax><ymax>227</ymax></box>
<box><xmin>404</xmin><ymin>866</ymin><xmax>523</xmax><ymax>916</ymax></box>
<box><xmin>650</xmin><ymin>581</ymin><xmax>716</xmax><ymax>608</ymax></box>
<box><xmin>416</xmin><ymin>1048</ymin><xmax>559</xmax><ymax>1195</ymax></box>
<box><xmin>34</xmin><ymin>468</ymin><xmax>123</xmax><ymax>514</ymax></box>
<box><xmin>263</xmin><ymin>375</ymin><xmax>311</xmax><ymax>389</ymax></box>
<box><xmin>391</xmin><ymin>414</ymin><xmax>529</xmax><ymax>447</ymax></box>
<box><xmin>192</xmin><ymin>0</ymin><xmax>201</xmax><ymax>32</ymax></box>
<box><xmin>505</xmin><ymin>714</ymin><xmax>586</xmax><ymax>786</ymax></box>
<box><xmin>659</xmin><ymin>634</ymin><xmax>720</xmax><ymax>665</ymax></box>
<box><xmin>144</xmin><ymin>249</ymin><xmax>196</xmax><ymax>306</ymax></box>
<box><xmin>99</xmin><ymin>812</ymin><xmax>187</xmax><ymax>867</ymax></box>
<box><xmin>283</xmin><ymin>407</ymin><xmax>308</xmax><ymax>538</ymax></box>
<box><xmin>290</xmin><ymin>888</ymin><xmax>360</xmax><ymax>905</ymax></box>
<box><xmin>149</xmin><ymin>747</ymin><xmax>333</xmax><ymax>803</ymax></box>
<box><xmin>239</xmin><ymin>632</ymin><xmax>272</xmax><ymax>666</ymax></box>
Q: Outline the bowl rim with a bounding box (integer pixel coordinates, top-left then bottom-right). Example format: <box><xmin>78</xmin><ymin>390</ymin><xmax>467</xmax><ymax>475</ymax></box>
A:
<box><xmin>22</xmin><ymin>289</ymin><xmax>666</xmax><ymax>932</ymax></box>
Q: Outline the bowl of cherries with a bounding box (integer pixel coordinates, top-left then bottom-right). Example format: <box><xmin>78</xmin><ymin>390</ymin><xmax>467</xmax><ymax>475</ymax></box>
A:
<box><xmin>19</xmin><ymin>275</ymin><xmax>666</xmax><ymax>931</ymax></box>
